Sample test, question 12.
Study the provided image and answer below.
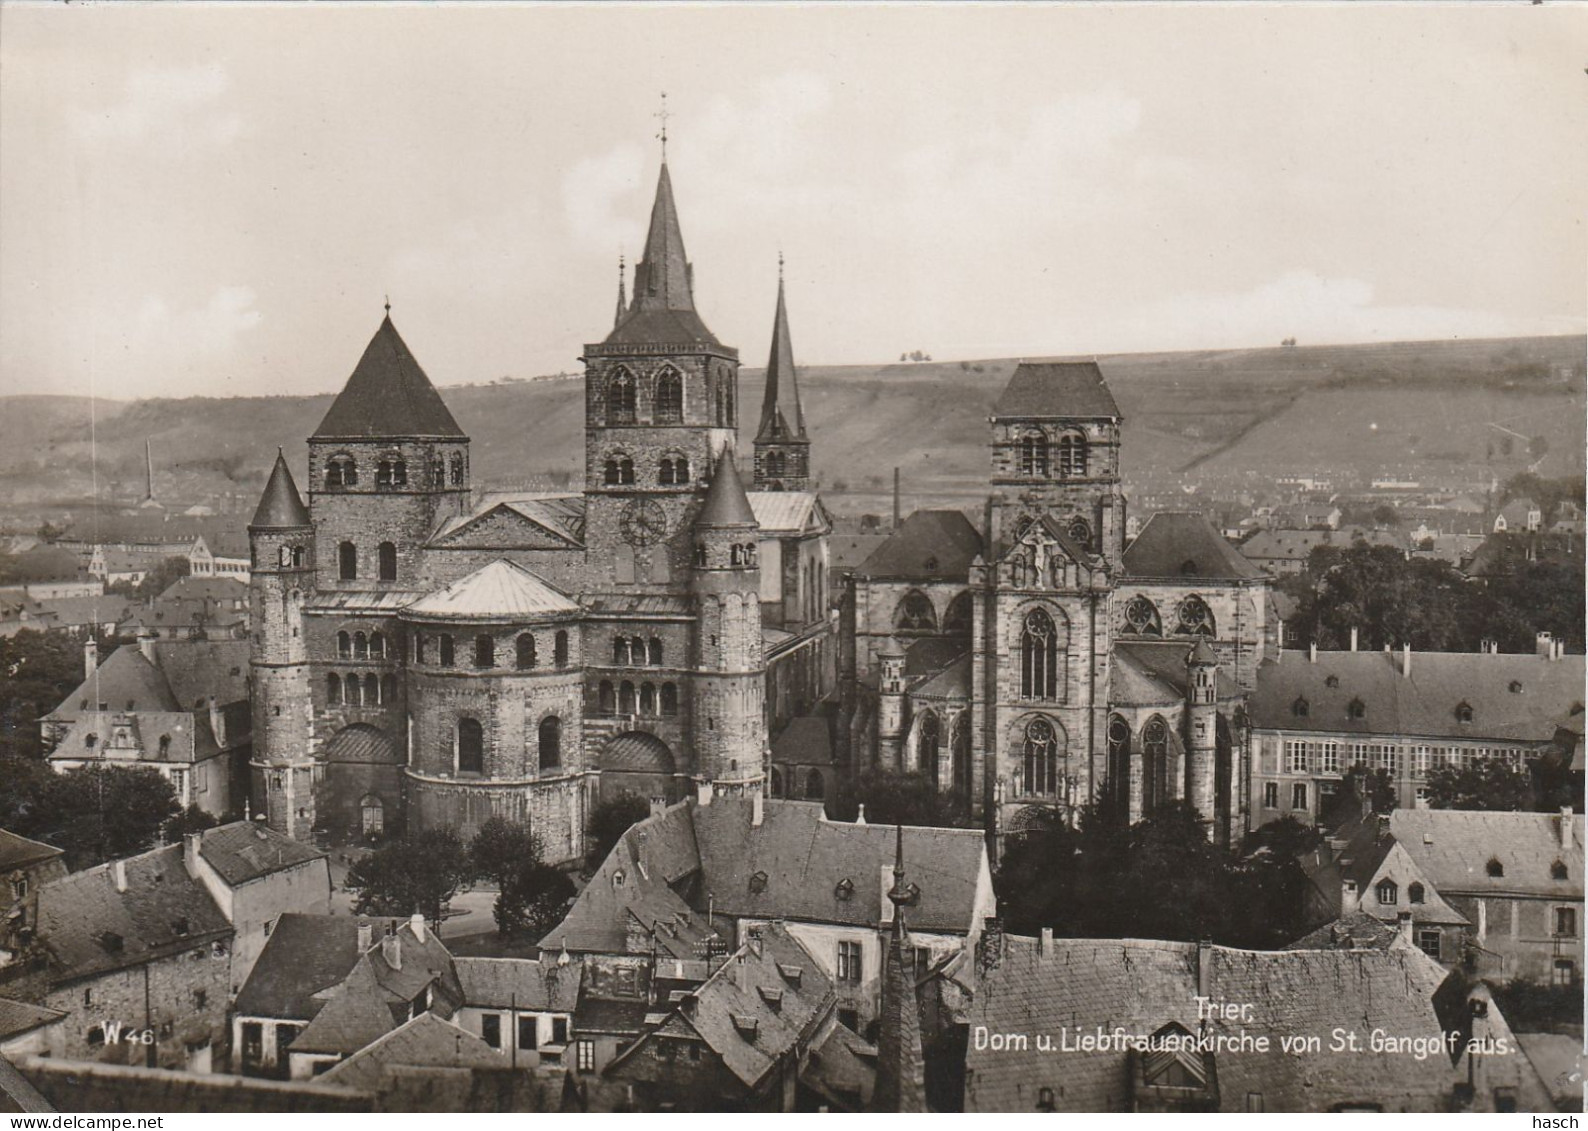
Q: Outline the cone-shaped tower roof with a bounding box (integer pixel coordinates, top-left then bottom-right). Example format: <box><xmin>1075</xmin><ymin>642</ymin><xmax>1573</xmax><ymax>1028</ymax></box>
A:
<box><xmin>874</xmin><ymin>825</ymin><xmax>928</xmax><ymax>1113</ymax></box>
<box><xmin>755</xmin><ymin>272</ymin><xmax>807</xmax><ymax>443</ymax></box>
<box><xmin>696</xmin><ymin>449</ymin><xmax>757</xmax><ymax>528</ymax></box>
<box><xmin>312</xmin><ymin>315</ymin><xmax>466</xmax><ymax>440</ymax></box>
<box><xmin>604</xmin><ymin>164</ymin><xmax>720</xmax><ymax>347</ymax></box>
<box><xmin>250</xmin><ymin>449</ymin><xmax>311</xmax><ymax>530</ymax></box>
<box><xmin>1187</xmin><ymin>637</ymin><xmax>1219</xmax><ymax>667</ymax></box>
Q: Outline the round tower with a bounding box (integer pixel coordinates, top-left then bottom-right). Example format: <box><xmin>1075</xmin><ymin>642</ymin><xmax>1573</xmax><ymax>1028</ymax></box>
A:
<box><xmin>690</xmin><ymin>450</ymin><xmax>768</xmax><ymax>795</ymax></box>
<box><xmin>249</xmin><ymin>449</ymin><xmax>317</xmax><ymax>839</ymax></box>
<box><xmin>1184</xmin><ymin>636</ymin><xmax>1219</xmax><ymax>836</ymax></box>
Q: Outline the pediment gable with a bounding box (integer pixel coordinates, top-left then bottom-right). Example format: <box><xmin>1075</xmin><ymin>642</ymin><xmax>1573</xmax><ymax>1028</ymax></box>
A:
<box><xmin>997</xmin><ymin>513</ymin><xmax>1099</xmax><ymax>589</ymax></box>
<box><xmin>429</xmin><ymin>503</ymin><xmax>582</xmax><ymax>551</ymax></box>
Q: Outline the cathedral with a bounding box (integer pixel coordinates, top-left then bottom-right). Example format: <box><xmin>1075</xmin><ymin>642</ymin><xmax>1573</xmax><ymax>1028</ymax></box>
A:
<box><xmin>247</xmin><ymin>160</ymin><xmax>833</xmax><ymax>865</ymax></box>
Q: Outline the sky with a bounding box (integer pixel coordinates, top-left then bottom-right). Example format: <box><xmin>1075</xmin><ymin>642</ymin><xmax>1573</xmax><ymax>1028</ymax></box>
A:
<box><xmin>1</xmin><ymin>3</ymin><xmax>1585</xmax><ymax>400</ymax></box>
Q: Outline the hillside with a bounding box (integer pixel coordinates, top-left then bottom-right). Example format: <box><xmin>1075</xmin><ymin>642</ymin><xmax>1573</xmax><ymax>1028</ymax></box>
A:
<box><xmin>0</xmin><ymin>334</ymin><xmax>1580</xmax><ymax>520</ymax></box>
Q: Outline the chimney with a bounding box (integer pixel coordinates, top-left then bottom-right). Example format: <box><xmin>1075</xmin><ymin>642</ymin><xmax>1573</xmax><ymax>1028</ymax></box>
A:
<box><xmin>111</xmin><ymin>859</ymin><xmax>127</xmax><ymax>894</ymax></box>
<box><xmin>751</xmin><ymin>792</ymin><xmax>764</xmax><ymax>828</ymax></box>
<box><xmin>1342</xmin><ymin>878</ymin><xmax>1358</xmax><ymax>907</ymax></box>
<box><xmin>855</xmin><ymin>803</ymin><xmax>867</xmax><ymax>826</ymax></box>
<box><xmin>1196</xmin><ymin>938</ymin><xmax>1212</xmax><ymax>998</ymax></box>
<box><xmin>182</xmin><ymin>832</ymin><xmax>202</xmax><ymax>878</ymax></box>
<box><xmin>1039</xmin><ymin>926</ymin><xmax>1053</xmax><ymax>956</ymax></box>
<box><xmin>1554</xmin><ymin>639</ymin><xmax>1565</xmax><ymax>661</ymax></box>
<box><xmin>1309</xmin><ymin>641</ymin><xmax>1318</xmax><ymax>664</ymax></box>
<box><xmin>137</xmin><ymin>630</ymin><xmax>157</xmax><ymax>664</ymax></box>
<box><xmin>84</xmin><ymin>638</ymin><xmax>99</xmax><ymax>680</ymax></box>
<box><xmin>1480</xmin><ymin>638</ymin><xmax>1498</xmax><ymax>655</ymax></box>
<box><xmin>357</xmin><ymin>921</ymin><xmax>373</xmax><ymax>951</ymax></box>
<box><xmin>208</xmin><ymin>696</ymin><xmax>225</xmax><ymax>749</ymax></box>
<box><xmin>1560</xmin><ymin>806</ymin><xmax>1574</xmax><ymax>850</ymax></box>
<box><xmin>1396</xmin><ymin>911</ymin><xmax>1413</xmax><ymax>946</ymax></box>
<box><xmin>381</xmin><ymin>933</ymin><xmax>402</xmax><ymax>970</ymax></box>
<box><xmin>1349</xmin><ymin>627</ymin><xmax>1358</xmax><ymax>653</ymax></box>
<box><xmin>410</xmin><ymin>910</ymin><xmax>426</xmax><ymax>943</ymax></box>
<box><xmin>1537</xmin><ymin>631</ymin><xmax>1554</xmax><ymax>659</ymax></box>
<box><xmin>1401</xmin><ymin>643</ymin><xmax>1411</xmax><ymax>678</ymax></box>
<box><xmin>696</xmin><ymin>779</ymin><xmax>713</xmax><ymax>807</ymax></box>
<box><xmin>892</xmin><ymin>467</ymin><xmax>901</xmax><ymax>530</ymax></box>
<box><xmin>650</xmin><ymin>796</ymin><xmax>667</xmax><ymax>819</ymax></box>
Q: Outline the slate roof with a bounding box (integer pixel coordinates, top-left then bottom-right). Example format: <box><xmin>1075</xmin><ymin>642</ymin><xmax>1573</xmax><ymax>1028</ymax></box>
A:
<box><xmin>828</xmin><ymin>534</ymin><xmax>891</xmax><ymax>573</ymax></box>
<box><xmin>197</xmin><ymin>822</ymin><xmax>326</xmax><ymax>886</ymax></box>
<box><xmin>747</xmin><ymin>492</ymin><xmax>824</xmax><ymax>536</ymax></box>
<box><xmin>572</xmin><ymin>995</ymin><xmax>651</xmax><ymax>1035</ymax></box>
<box><xmin>33</xmin><ymin>595</ymin><xmax>130</xmax><ymax>629</ymax></box>
<box><xmin>1112</xmin><ymin>640</ymin><xmax>1240</xmax><ymax>703</ymax></box>
<box><xmin>157</xmin><ymin>576</ymin><xmax>249</xmax><ymax>606</ymax></box>
<box><xmin>855</xmin><ymin>510</ymin><xmax>983</xmax><ymax>581</ymax></box>
<box><xmin>0</xmin><ymin>829</ymin><xmax>63</xmax><ymax>872</ymax></box>
<box><xmin>234</xmin><ymin>914</ymin><xmax>367</xmax><ymax>1021</ymax></box>
<box><xmin>250</xmin><ymin>450</ymin><xmax>311</xmax><ymax>529</ymax></box>
<box><xmin>34</xmin><ymin>844</ymin><xmax>232</xmax><ymax>983</ymax></box>
<box><xmin>0</xmin><ymin>998</ymin><xmax>65</xmax><ymax>1042</ymax></box>
<box><xmin>1390</xmin><ymin>809</ymin><xmax>1583</xmax><ymax>900</ymax></box>
<box><xmin>430</xmin><ymin>492</ymin><xmax>586</xmax><ymax>549</ymax></box>
<box><xmin>290</xmin><ymin>957</ymin><xmax>406</xmax><ymax>1055</ymax></box>
<box><xmin>964</xmin><ymin>935</ymin><xmax>1457</xmax><ymax>1113</ymax></box>
<box><xmin>405</xmin><ymin>559</ymin><xmax>579</xmax><ymax>622</ymax></box>
<box><xmin>697</xmin><ymin>454</ymin><xmax>757</xmax><ymax>528</ymax></box>
<box><xmin>48</xmin><ymin>710</ymin><xmax>219</xmax><ymax>766</ymax></box>
<box><xmin>991</xmin><ymin>361</ymin><xmax>1120</xmax><ymax>419</ymax></box>
<box><xmin>603</xmin><ymin>163</ymin><xmax>720</xmax><ymax>349</ymax></box>
<box><xmin>312</xmin><ymin>315</ymin><xmax>466</xmax><ymax>439</ymax></box>
<box><xmin>53</xmin><ymin>647</ymin><xmax>180</xmax><ymax>716</ymax></box>
<box><xmin>911</xmin><ymin>653</ymin><xmax>972</xmax><ymax>701</ymax></box>
<box><xmin>755</xmin><ymin>276</ymin><xmax>806</xmax><ymax>442</ymax></box>
<box><xmin>771</xmin><ymin>716</ymin><xmax>836</xmax><ymax>767</ymax></box>
<box><xmin>1239</xmin><ymin>526</ymin><xmax>1407</xmax><ymax>565</ymax></box>
<box><xmin>1250</xmin><ymin>649</ymin><xmax>1586</xmax><ymax>742</ymax></box>
<box><xmin>1284</xmin><ymin>910</ymin><xmax>1400</xmax><ymax>951</ymax></box>
<box><xmin>1123</xmin><ymin>512</ymin><xmax>1263</xmax><ymax>581</ymax></box>
<box><xmin>315</xmin><ymin>1012</ymin><xmax>505</xmax><ymax>1091</ymax></box>
<box><xmin>453</xmin><ymin>958</ymin><xmax>579</xmax><ymax>1012</ymax></box>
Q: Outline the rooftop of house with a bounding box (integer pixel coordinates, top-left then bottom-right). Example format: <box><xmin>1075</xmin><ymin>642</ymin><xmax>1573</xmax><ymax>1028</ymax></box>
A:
<box><xmin>1283</xmin><ymin>911</ymin><xmax>1401</xmax><ymax>952</ymax></box>
<box><xmin>1111</xmin><ymin>640</ymin><xmax>1242</xmax><ymax>708</ymax></box>
<box><xmin>0</xmin><ymin>829</ymin><xmax>63</xmax><ymax>872</ymax></box>
<box><xmin>32</xmin><ymin>595</ymin><xmax>131</xmax><ymax>627</ymax></box>
<box><xmin>1122</xmin><ymin>512</ymin><xmax>1264</xmax><ymax>581</ymax></box>
<box><xmin>234</xmin><ymin>914</ymin><xmax>369</xmax><ymax>1021</ymax></box>
<box><xmin>1389</xmin><ymin>808</ymin><xmax>1583</xmax><ymax>900</ymax></box>
<box><xmin>314</xmin><ymin>1012</ymin><xmax>506</xmax><ymax>1093</ymax></box>
<box><xmin>156</xmin><ymin>575</ymin><xmax>249</xmax><ymax>605</ymax></box>
<box><xmin>0</xmin><ymin>998</ymin><xmax>66</xmax><ymax>1043</ymax></box>
<box><xmin>50</xmin><ymin>639</ymin><xmax>251</xmax><ymax>723</ymax></box>
<box><xmin>47</xmin><ymin>710</ymin><xmax>221</xmax><ymax>766</ymax></box>
<box><xmin>854</xmin><ymin>510</ymin><xmax>983</xmax><ymax>582</ymax></box>
<box><xmin>194</xmin><ymin>821</ymin><xmax>327</xmax><ymax>887</ymax></box>
<box><xmin>1249</xmin><ymin>648</ymin><xmax>1585</xmax><ymax>742</ymax></box>
<box><xmin>1239</xmin><ymin>526</ymin><xmax>1408</xmax><ymax>561</ymax></box>
<box><xmin>964</xmin><ymin>935</ymin><xmax>1459</xmax><ymax>1113</ymax></box>
<box><xmin>452</xmin><ymin>957</ymin><xmax>580</xmax><ymax>1013</ymax></box>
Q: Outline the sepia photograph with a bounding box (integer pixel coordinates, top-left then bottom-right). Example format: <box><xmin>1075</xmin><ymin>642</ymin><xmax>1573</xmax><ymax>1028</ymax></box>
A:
<box><xmin>0</xmin><ymin>1</ymin><xmax>1583</xmax><ymax>1117</ymax></box>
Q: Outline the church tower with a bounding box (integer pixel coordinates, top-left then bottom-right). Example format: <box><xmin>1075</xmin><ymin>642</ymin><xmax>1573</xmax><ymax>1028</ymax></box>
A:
<box><xmin>248</xmin><ymin>450</ymin><xmax>316</xmax><ymax>838</ymax></box>
<box><xmin>1184</xmin><ymin>637</ymin><xmax>1219</xmax><ymax>839</ymax></box>
<box><xmin>690</xmin><ymin>451</ymin><xmax>768</xmax><ymax>794</ymax></box>
<box><xmin>581</xmin><ymin>161</ymin><xmax>740</xmax><ymax>593</ymax></box>
<box><xmin>752</xmin><ymin>264</ymin><xmax>811</xmax><ymax>492</ymax></box>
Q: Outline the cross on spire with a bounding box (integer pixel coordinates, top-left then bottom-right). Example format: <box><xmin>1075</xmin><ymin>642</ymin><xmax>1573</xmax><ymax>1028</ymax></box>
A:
<box><xmin>654</xmin><ymin>92</ymin><xmax>671</xmax><ymax>160</ymax></box>
<box><xmin>383</xmin><ymin>294</ymin><xmax>391</xmax><ymax>316</ymax></box>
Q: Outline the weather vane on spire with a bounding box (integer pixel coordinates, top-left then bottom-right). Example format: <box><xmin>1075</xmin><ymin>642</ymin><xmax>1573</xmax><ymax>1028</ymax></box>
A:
<box><xmin>384</xmin><ymin>294</ymin><xmax>391</xmax><ymax>315</ymax></box>
<box><xmin>654</xmin><ymin>92</ymin><xmax>671</xmax><ymax>160</ymax></box>
<box><xmin>778</xmin><ymin>249</ymin><xmax>785</xmax><ymax>281</ymax></box>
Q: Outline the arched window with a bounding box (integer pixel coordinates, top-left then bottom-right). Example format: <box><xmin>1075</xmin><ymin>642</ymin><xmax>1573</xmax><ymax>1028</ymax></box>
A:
<box><xmin>951</xmin><ymin>713</ymin><xmax>972</xmax><ymax>798</ymax></box>
<box><xmin>1175</xmin><ymin>595</ymin><xmax>1216</xmax><ymax>636</ymax></box>
<box><xmin>918</xmin><ymin>711</ymin><xmax>941</xmax><ymax>783</ymax></box>
<box><xmin>619</xmin><ymin>681</ymin><xmax>636</xmax><ymax>714</ymax></box>
<box><xmin>474</xmin><ymin>635</ymin><xmax>494</xmax><ymax>669</ymax></box>
<box><xmin>694</xmin><ymin>543</ymin><xmax>709</xmax><ymax>567</ymax></box>
<box><xmin>640</xmin><ymin>682</ymin><xmax>657</xmax><ymax>715</ymax></box>
<box><xmin>292</xmin><ymin>546</ymin><xmax>305</xmax><ymax>568</ymax></box>
<box><xmin>354</xmin><ymin>632</ymin><xmax>369</xmax><ymax>660</ymax></box>
<box><xmin>1067</xmin><ymin>516</ymin><xmax>1092</xmax><ymax>548</ymax></box>
<box><xmin>1455</xmin><ymin>701</ymin><xmax>1473</xmax><ymax>723</ymax></box>
<box><xmin>1292</xmin><ymin>698</ymin><xmax>1309</xmax><ymax>718</ymax></box>
<box><xmin>1021</xmin><ymin>609</ymin><xmax>1059</xmax><ymax>700</ymax></box>
<box><xmin>608</xmin><ymin>368</ymin><xmax>636</xmax><ymax>423</ymax></box>
<box><xmin>516</xmin><ymin>634</ymin><xmax>536</xmax><ymax>670</ymax></box>
<box><xmin>614</xmin><ymin>636</ymin><xmax>630</xmax><ymax>665</ymax></box>
<box><xmin>944</xmin><ymin>592</ymin><xmax>974</xmax><ymax>635</ymax></box>
<box><xmin>806</xmin><ymin>768</ymin><xmax>825</xmax><ymax>800</ymax></box>
<box><xmin>1376</xmin><ymin>880</ymin><xmax>1398</xmax><ymax>905</ymax></box>
<box><xmin>381</xmin><ymin>674</ymin><xmax>397</xmax><ymax>704</ymax></box>
<box><xmin>327</xmin><ymin>673</ymin><xmax>342</xmax><ymax>705</ymax></box>
<box><xmin>654</xmin><ymin>367</ymin><xmax>683</xmax><ymax>423</ymax></box>
<box><xmin>630</xmin><ymin>637</ymin><xmax>645</xmax><ymax>666</ymax></box>
<box><xmin>457</xmin><ymin>718</ymin><xmax>484</xmax><ymax>775</ymax></box>
<box><xmin>377</xmin><ymin>460</ymin><xmax>394</xmax><ymax>488</ymax></box>
<box><xmin>648</xmin><ymin>638</ymin><xmax>663</xmax><ymax>666</ymax></box>
<box><xmin>449</xmin><ymin>454</ymin><xmax>465</xmax><ymax>487</ymax></box>
<box><xmin>604</xmin><ymin>459</ymin><xmax>621</xmax><ymax>486</ymax></box>
<box><xmin>618</xmin><ymin>458</ymin><xmax>635</xmax><ymax>485</ymax></box>
<box><xmin>895</xmin><ymin>590</ymin><xmax>937</xmax><ymax>633</ymax></box>
<box><xmin>369</xmin><ymin>632</ymin><xmax>385</xmax><ymax>659</ymax></box>
<box><xmin>766</xmin><ymin>450</ymin><xmax>787</xmax><ymax>479</ymax></box>
<box><xmin>659</xmin><ymin>458</ymin><xmax>674</xmax><ymax>485</ymax></box>
<box><xmin>338</xmin><ymin>542</ymin><xmax>357</xmax><ymax>581</ymax></box>
<box><xmin>345</xmin><ymin>675</ymin><xmax>363</xmax><ymax>707</ymax></box>
<box><xmin>1022</xmin><ymin>718</ymin><xmax>1059</xmax><ymax>796</ymax></box>
<box><xmin>327</xmin><ymin>455</ymin><xmax>356</xmax><ymax>488</ymax></box>
<box><xmin>378</xmin><ymin>542</ymin><xmax>397</xmax><ymax>582</ymax></box>
<box><xmin>1408</xmin><ymin>883</ymin><xmax>1425</xmax><ymax>905</ymax></box>
<box><xmin>539</xmin><ymin>716</ymin><xmax>561</xmax><ymax>770</ymax></box>
<box><xmin>1142</xmin><ymin>717</ymin><xmax>1169</xmax><ymax>812</ymax></box>
<box><xmin>1107</xmin><ymin>715</ymin><xmax>1131</xmax><ymax>814</ymax></box>
<box><xmin>661</xmin><ymin>683</ymin><xmax>679</xmax><ymax>716</ymax></box>
<box><xmin>439</xmin><ymin>634</ymin><xmax>455</xmax><ymax>667</ymax></box>
<box><xmin>1057</xmin><ymin>432</ymin><xmax>1087</xmax><ymax>478</ymax></box>
<box><xmin>414</xmin><ymin>633</ymin><xmax>427</xmax><ymax>664</ymax></box>
<box><xmin>1552</xmin><ymin>860</ymin><xmax>1569</xmax><ymax>881</ymax></box>
<box><xmin>598</xmin><ymin>680</ymin><xmax>615</xmax><ymax>714</ymax></box>
<box><xmin>554</xmin><ymin>630</ymin><xmax>569</xmax><ymax>668</ymax></box>
<box><xmin>364</xmin><ymin>674</ymin><xmax>379</xmax><ymax>705</ymax></box>
<box><xmin>1018</xmin><ymin>432</ymin><xmax>1049</xmax><ymax>477</ymax></box>
<box><xmin>431</xmin><ymin>456</ymin><xmax>445</xmax><ymax>486</ymax></box>
<box><xmin>390</xmin><ymin>459</ymin><xmax>406</xmax><ymax>486</ymax></box>
<box><xmin>337</xmin><ymin>631</ymin><xmax>352</xmax><ymax>659</ymax></box>
<box><xmin>158</xmin><ymin>734</ymin><xmax>171</xmax><ymax>757</ymax></box>
<box><xmin>731</xmin><ymin>544</ymin><xmax>743</xmax><ymax>566</ymax></box>
<box><xmin>673</xmin><ymin>456</ymin><xmax>690</xmax><ymax>484</ymax></box>
<box><xmin>1123</xmin><ymin>595</ymin><xmax>1162</xmax><ymax>636</ymax></box>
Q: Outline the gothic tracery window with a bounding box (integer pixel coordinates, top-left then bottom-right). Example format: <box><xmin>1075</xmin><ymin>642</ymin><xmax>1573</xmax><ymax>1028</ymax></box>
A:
<box><xmin>1020</xmin><ymin>608</ymin><xmax>1060</xmax><ymax>700</ymax></box>
<box><xmin>1058</xmin><ymin>432</ymin><xmax>1087</xmax><ymax>478</ymax></box>
<box><xmin>1123</xmin><ymin>595</ymin><xmax>1162</xmax><ymax>636</ymax></box>
<box><xmin>1022</xmin><ymin>718</ymin><xmax>1060</xmax><ymax>796</ymax></box>
<box><xmin>951</xmin><ymin>712</ymin><xmax>972</xmax><ymax>799</ymax></box>
<box><xmin>1067</xmin><ymin>517</ymin><xmax>1092</xmax><ymax>548</ymax></box>
<box><xmin>917</xmin><ymin>711</ymin><xmax>941</xmax><ymax>783</ymax></box>
<box><xmin>608</xmin><ymin>368</ymin><xmax>637</xmax><ymax>424</ymax></box>
<box><xmin>654</xmin><ymin>367</ymin><xmax>683</xmax><ymax>424</ymax></box>
<box><xmin>1018</xmin><ymin>432</ymin><xmax>1049</xmax><ymax>477</ymax></box>
<box><xmin>1142</xmin><ymin>716</ymin><xmax>1169</xmax><ymax>812</ymax></box>
<box><xmin>1175</xmin><ymin>595</ymin><xmax>1216</xmax><ymax>636</ymax></box>
<box><xmin>895</xmin><ymin>590</ymin><xmax>938</xmax><ymax>633</ymax></box>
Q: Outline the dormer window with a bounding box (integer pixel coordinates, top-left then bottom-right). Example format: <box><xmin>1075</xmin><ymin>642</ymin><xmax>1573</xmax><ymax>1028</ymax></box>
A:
<box><xmin>1347</xmin><ymin>699</ymin><xmax>1366</xmax><ymax>720</ymax></box>
<box><xmin>1486</xmin><ymin>858</ymin><xmax>1504</xmax><ymax>878</ymax></box>
<box><xmin>748</xmin><ymin>871</ymin><xmax>768</xmax><ymax>894</ymax></box>
<box><xmin>1292</xmin><ymin>698</ymin><xmax>1309</xmax><ymax>718</ymax></box>
<box><xmin>1509</xmin><ymin>681</ymin><xmax>1523</xmax><ymax>694</ymax></box>
<box><xmin>1455</xmin><ymin>702</ymin><xmax>1474</xmax><ymax>723</ymax></box>
<box><xmin>1376</xmin><ymin>880</ymin><xmax>1397</xmax><ymax>905</ymax></box>
<box><xmin>1325</xmin><ymin>675</ymin><xmax>1339</xmax><ymax>689</ymax></box>
<box><xmin>1552</xmin><ymin>860</ymin><xmax>1569</xmax><ymax>881</ymax></box>
<box><xmin>1408</xmin><ymin>883</ymin><xmax>1425</xmax><ymax>904</ymax></box>
<box><xmin>834</xmin><ymin>877</ymin><xmax>855</xmax><ymax>901</ymax></box>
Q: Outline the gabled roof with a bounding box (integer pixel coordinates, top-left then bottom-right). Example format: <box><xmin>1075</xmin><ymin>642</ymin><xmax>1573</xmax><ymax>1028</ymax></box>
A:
<box><xmin>54</xmin><ymin>646</ymin><xmax>180</xmax><ymax>716</ymax></box>
<box><xmin>855</xmin><ymin>510</ymin><xmax>983</xmax><ymax>581</ymax></box>
<box><xmin>429</xmin><ymin>493</ymin><xmax>585</xmax><ymax>550</ymax></box>
<box><xmin>755</xmin><ymin>276</ymin><xmax>806</xmax><ymax>443</ymax></box>
<box><xmin>289</xmin><ymin>957</ymin><xmax>405</xmax><ymax>1055</ymax></box>
<box><xmin>697</xmin><ymin>453</ymin><xmax>757</xmax><ymax>528</ymax></box>
<box><xmin>234</xmin><ymin>914</ymin><xmax>368</xmax><ymax>1021</ymax></box>
<box><xmin>405</xmin><ymin>559</ymin><xmax>579</xmax><ymax>622</ymax></box>
<box><xmin>1113</xmin><ymin>641</ymin><xmax>1240</xmax><ymax>703</ymax></box>
<box><xmin>1284</xmin><ymin>910</ymin><xmax>1400</xmax><ymax>952</ymax></box>
<box><xmin>604</xmin><ymin>163</ymin><xmax>720</xmax><ymax>348</ymax></box>
<box><xmin>454</xmin><ymin>957</ymin><xmax>580</xmax><ymax>1013</ymax></box>
<box><xmin>991</xmin><ymin>361</ymin><xmax>1120</xmax><ymax>420</ymax></box>
<box><xmin>315</xmin><ymin>1012</ymin><xmax>506</xmax><ymax>1091</ymax></box>
<box><xmin>0</xmin><ymin>998</ymin><xmax>65</xmax><ymax>1042</ymax></box>
<box><xmin>1390</xmin><ymin>809</ymin><xmax>1583</xmax><ymax>900</ymax></box>
<box><xmin>1123</xmin><ymin>512</ymin><xmax>1263</xmax><ymax>580</ymax></box>
<box><xmin>771</xmin><ymin>716</ymin><xmax>836</xmax><ymax>767</ymax></box>
<box><xmin>312</xmin><ymin>315</ymin><xmax>466</xmax><ymax>440</ymax></box>
<box><xmin>250</xmin><ymin>450</ymin><xmax>311</xmax><ymax>530</ymax></box>
<box><xmin>0</xmin><ymin>829</ymin><xmax>63</xmax><ymax>872</ymax></box>
<box><xmin>910</xmin><ymin>652</ymin><xmax>972</xmax><ymax>701</ymax></box>
<box><xmin>747</xmin><ymin>492</ymin><xmax>827</xmax><ymax>537</ymax></box>
<box><xmin>197</xmin><ymin>822</ymin><xmax>327</xmax><ymax>886</ymax></box>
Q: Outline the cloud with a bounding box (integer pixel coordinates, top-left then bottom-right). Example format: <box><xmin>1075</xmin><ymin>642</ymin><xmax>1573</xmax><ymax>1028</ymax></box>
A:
<box><xmin>123</xmin><ymin>286</ymin><xmax>262</xmax><ymax>365</ymax></box>
<box><xmin>561</xmin><ymin>141</ymin><xmax>648</xmax><ymax>254</ymax></box>
<box><xmin>68</xmin><ymin>63</ymin><xmax>240</xmax><ymax>146</ymax></box>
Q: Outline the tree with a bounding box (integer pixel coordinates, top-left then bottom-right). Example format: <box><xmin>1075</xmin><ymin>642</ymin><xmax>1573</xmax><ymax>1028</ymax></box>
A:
<box><xmin>827</xmin><ymin>768</ymin><xmax>972</xmax><ymax>829</ymax></box>
<box><xmin>498</xmin><ymin>861</ymin><xmax>576</xmax><ymax>940</ymax></box>
<box><xmin>21</xmin><ymin>765</ymin><xmax>180</xmax><ymax>869</ymax></box>
<box><xmin>1341</xmin><ymin>762</ymin><xmax>1397</xmax><ymax>816</ymax></box>
<box><xmin>107</xmin><ymin>555</ymin><xmax>189</xmax><ymax>601</ymax></box>
<box><xmin>164</xmin><ymin>805</ymin><xmax>219</xmax><ymax>840</ymax></box>
<box><xmin>1425</xmin><ymin>757</ymin><xmax>1534</xmax><ymax>812</ymax></box>
<box><xmin>346</xmin><ymin>829</ymin><xmax>471</xmax><ymax>928</ymax></box>
<box><xmin>470</xmin><ymin>816</ymin><xmax>542</xmax><ymax>889</ymax></box>
<box><xmin>586</xmin><ymin>793</ymin><xmax>650</xmax><ymax>869</ymax></box>
<box><xmin>0</xmin><ymin>629</ymin><xmax>116</xmax><ymax>761</ymax></box>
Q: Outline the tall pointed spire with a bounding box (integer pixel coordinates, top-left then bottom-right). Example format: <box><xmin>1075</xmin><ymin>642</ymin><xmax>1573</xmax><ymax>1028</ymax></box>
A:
<box><xmin>250</xmin><ymin>448</ymin><xmax>311</xmax><ymax>530</ymax></box>
<box><xmin>144</xmin><ymin>439</ymin><xmax>155</xmax><ymax>501</ymax></box>
<box><xmin>604</xmin><ymin>161</ymin><xmax>719</xmax><ymax>346</ymax></box>
<box><xmin>614</xmin><ymin>255</ymin><xmax>627</xmax><ymax>330</ymax></box>
<box><xmin>756</xmin><ymin>263</ymin><xmax>806</xmax><ymax>443</ymax></box>
<box><xmin>696</xmin><ymin>445</ymin><xmax>757</xmax><ymax>529</ymax></box>
<box><xmin>874</xmin><ymin>825</ymin><xmax>927</xmax><ymax>1113</ymax></box>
